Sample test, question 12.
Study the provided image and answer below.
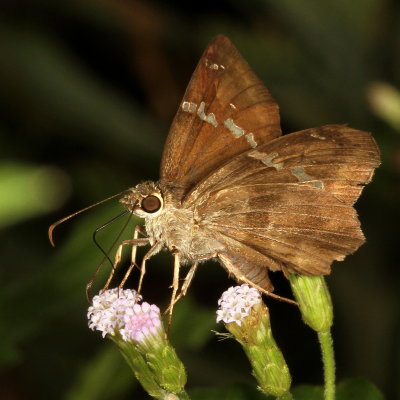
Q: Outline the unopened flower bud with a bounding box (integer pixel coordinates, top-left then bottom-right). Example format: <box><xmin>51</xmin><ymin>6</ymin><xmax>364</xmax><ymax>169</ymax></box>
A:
<box><xmin>289</xmin><ymin>274</ymin><xmax>333</xmax><ymax>332</ymax></box>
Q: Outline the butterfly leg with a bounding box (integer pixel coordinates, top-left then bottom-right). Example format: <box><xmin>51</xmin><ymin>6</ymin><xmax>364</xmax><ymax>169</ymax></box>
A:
<box><xmin>218</xmin><ymin>253</ymin><xmax>298</xmax><ymax>306</ymax></box>
<box><xmin>164</xmin><ymin>261</ymin><xmax>199</xmax><ymax>317</ymax></box>
<box><xmin>238</xmin><ymin>275</ymin><xmax>298</xmax><ymax>306</ymax></box>
<box><xmin>103</xmin><ymin>225</ymin><xmax>149</xmax><ymax>291</ymax></box>
<box><xmin>178</xmin><ymin>261</ymin><xmax>199</xmax><ymax>299</ymax></box>
<box><xmin>119</xmin><ymin>225</ymin><xmax>149</xmax><ymax>290</ymax></box>
<box><xmin>171</xmin><ymin>262</ymin><xmax>200</xmax><ymax>310</ymax></box>
<box><xmin>165</xmin><ymin>249</ymin><xmax>181</xmax><ymax>332</ymax></box>
<box><xmin>136</xmin><ymin>241</ymin><xmax>163</xmax><ymax>295</ymax></box>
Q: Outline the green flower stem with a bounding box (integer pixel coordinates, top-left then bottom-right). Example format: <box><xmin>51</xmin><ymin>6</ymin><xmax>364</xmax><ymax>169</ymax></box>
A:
<box><xmin>318</xmin><ymin>330</ymin><xmax>335</xmax><ymax>400</ymax></box>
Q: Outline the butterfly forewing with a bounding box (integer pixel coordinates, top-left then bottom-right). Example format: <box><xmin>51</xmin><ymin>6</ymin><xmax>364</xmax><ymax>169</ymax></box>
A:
<box><xmin>160</xmin><ymin>35</ymin><xmax>281</xmax><ymax>195</ymax></box>
<box><xmin>186</xmin><ymin>125</ymin><xmax>380</xmax><ymax>276</ymax></box>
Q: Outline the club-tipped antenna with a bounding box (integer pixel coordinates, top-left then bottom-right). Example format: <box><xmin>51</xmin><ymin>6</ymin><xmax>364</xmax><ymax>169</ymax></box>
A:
<box><xmin>48</xmin><ymin>190</ymin><xmax>128</xmax><ymax>247</ymax></box>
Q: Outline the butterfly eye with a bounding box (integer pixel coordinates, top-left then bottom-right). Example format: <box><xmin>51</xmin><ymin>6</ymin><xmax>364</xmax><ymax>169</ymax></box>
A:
<box><xmin>141</xmin><ymin>195</ymin><xmax>162</xmax><ymax>213</ymax></box>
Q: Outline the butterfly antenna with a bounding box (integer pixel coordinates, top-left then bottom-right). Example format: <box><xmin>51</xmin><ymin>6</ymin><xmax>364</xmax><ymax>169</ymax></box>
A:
<box><xmin>48</xmin><ymin>190</ymin><xmax>128</xmax><ymax>247</ymax></box>
<box><xmin>86</xmin><ymin>212</ymin><xmax>133</xmax><ymax>303</ymax></box>
<box><xmin>92</xmin><ymin>210</ymin><xmax>130</xmax><ymax>267</ymax></box>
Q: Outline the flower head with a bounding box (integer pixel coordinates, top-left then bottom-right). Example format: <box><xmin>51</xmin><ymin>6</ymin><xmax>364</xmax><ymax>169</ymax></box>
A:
<box><xmin>120</xmin><ymin>302</ymin><xmax>163</xmax><ymax>344</ymax></box>
<box><xmin>87</xmin><ymin>288</ymin><xmax>141</xmax><ymax>338</ymax></box>
<box><xmin>216</xmin><ymin>285</ymin><xmax>291</xmax><ymax>397</ymax></box>
<box><xmin>87</xmin><ymin>288</ymin><xmax>187</xmax><ymax>397</ymax></box>
<box><xmin>216</xmin><ymin>284</ymin><xmax>261</xmax><ymax>326</ymax></box>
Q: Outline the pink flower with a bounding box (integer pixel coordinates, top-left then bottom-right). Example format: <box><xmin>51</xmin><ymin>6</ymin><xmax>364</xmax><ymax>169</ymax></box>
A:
<box><xmin>120</xmin><ymin>302</ymin><xmax>162</xmax><ymax>343</ymax></box>
<box><xmin>216</xmin><ymin>284</ymin><xmax>261</xmax><ymax>326</ymax></box>
<box><xmin>87</xmin><ymin>288</ymin><xmax>142</xmax><ymax>338</ymax></box>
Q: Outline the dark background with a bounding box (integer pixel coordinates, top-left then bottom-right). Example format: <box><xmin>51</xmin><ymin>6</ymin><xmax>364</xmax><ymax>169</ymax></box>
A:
<box><xmin>0</xmin><ymin>0</ymin><xmax>399</xmax><ymax>399</ymax></box>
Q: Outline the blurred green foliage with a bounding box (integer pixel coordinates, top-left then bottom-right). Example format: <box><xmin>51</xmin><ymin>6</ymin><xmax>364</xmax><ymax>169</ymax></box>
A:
<box><xmin>188</xmin><ymin>377</ymin><xmax>385</xmax><ymax>400</ymax></box>
<box><xmin>0</xmin><ymin>0</ymin><xmax>399</xmax><ymax>399</ymax></box>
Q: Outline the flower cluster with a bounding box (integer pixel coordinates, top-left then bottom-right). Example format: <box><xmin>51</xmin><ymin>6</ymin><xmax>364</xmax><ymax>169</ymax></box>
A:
<box><xmin>88</xmin><ymin>288</ymin><xmax>141</xmax><ymax>338</ymax></box>
<box><xmin>88</xmin><ymin>288</ymin><xmax>162</xmax><ymax>344</ymax></box>
<box><xmin>87</xmin><ymin>288</ymin><xmax>187</xmax><ymax>398</ymax></box>
<box><xmin>121</xmin><ymin>302</ymin><xmax>162</xmax><ymax>343</ymax></box>
<box><xmin>216</xmin><ymin>284</ymin><xmax>261</xmax><ymax>326</ymax></box>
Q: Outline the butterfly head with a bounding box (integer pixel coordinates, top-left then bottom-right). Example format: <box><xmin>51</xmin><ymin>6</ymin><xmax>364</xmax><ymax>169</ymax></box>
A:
<box><xmin>120</xmin><ymin>181</ymin><xmax>164</xmax><ymax>218</ymax></box>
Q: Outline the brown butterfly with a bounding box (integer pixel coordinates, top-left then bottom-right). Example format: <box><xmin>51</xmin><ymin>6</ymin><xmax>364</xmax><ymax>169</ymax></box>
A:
<box><xmin>50</xmin><ymin>35</ymin><xmax>380</xmax><ymax>315</ymax></box>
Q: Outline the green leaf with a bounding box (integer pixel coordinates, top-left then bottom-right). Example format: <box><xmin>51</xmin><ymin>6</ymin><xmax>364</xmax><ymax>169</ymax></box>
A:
<box><xmin>292</xmin><ymin>384</ymin><xmax>324</xmax><ymax>400</ymax></box>
<box><xmin>0</xmin><ymin>22</ymin><xmax>162</xmax><ymax>160</ymax></box>
<box><xmin>337</xmin><ymin>377</ymin><xmax>385</xmax><ymax>400</ymax></box>
<box><xmin>65</xmin><ymin>344</ymin><xmax>135</xmax><ymax>400</ymax></box>
<box><xmin>169</xmin><ymin>296</ymin><xmax>216</xmax><ymax>350</ymax></box>
<box><xmin>291</xmin><ymin>378</ymin><xmax>385</xmax><ymax>400</ymax></box>
<box><xmin>0</xmin><ymin>162</ymin><xmax>70</xmax><ymax>228</ymax></box>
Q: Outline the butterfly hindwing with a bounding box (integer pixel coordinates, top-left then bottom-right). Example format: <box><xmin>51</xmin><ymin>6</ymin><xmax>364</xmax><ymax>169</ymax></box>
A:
<box><xmin>186</xmin><ymin>125</ymin><xmax>380</xmax><ymax>275</ymax></box>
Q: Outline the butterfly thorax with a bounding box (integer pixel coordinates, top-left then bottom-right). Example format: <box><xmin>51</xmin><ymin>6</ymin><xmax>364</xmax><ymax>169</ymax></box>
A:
<box><xmin>121</xmin><ymin>181</ymin><xmax>223</xmax><ymax>263</ymax></box>
<box><xmin>145</xmin><ymin>205</ymin><xmax>193</xmax><ymax>258</ymax></box>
